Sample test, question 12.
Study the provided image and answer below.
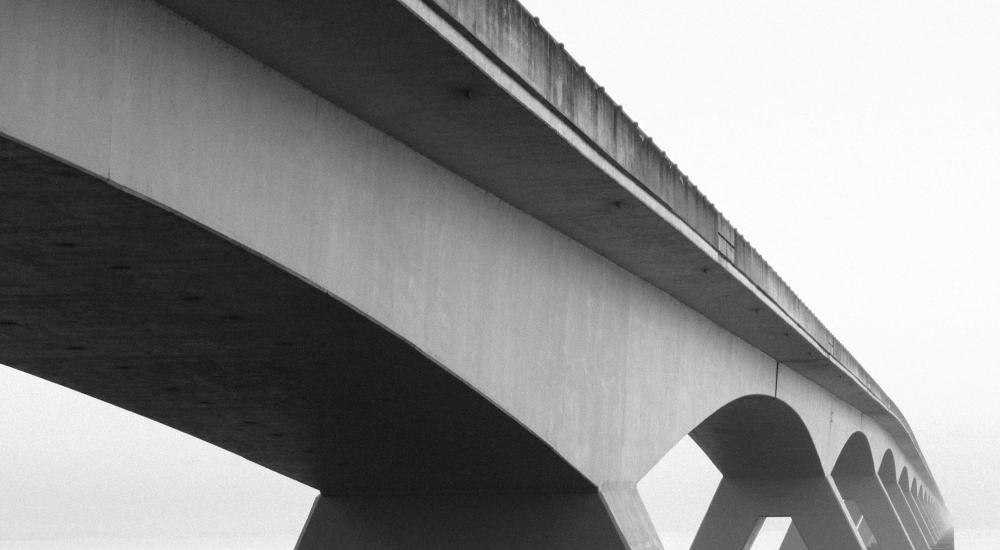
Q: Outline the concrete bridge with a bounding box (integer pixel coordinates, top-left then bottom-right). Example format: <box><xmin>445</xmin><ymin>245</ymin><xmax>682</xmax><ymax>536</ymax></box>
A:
<box><xmin>0</xmin><ymin>0</ymin><xmax>952</xmax><ymax>548</ymax></box>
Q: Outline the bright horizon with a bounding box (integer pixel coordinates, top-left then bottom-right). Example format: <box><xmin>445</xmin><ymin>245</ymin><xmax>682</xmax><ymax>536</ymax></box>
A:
<box><xmin>2</xmin><ymin>0</ymin><xmax>998</xmax><ymax>546</ymax></box>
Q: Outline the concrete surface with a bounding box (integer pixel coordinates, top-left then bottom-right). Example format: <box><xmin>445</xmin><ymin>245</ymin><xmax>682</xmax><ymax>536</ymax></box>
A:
<box><xmin>882</xmin><ymin>453</ymin><xmax>932</xmax><ymax>550</ymax></box>
<box><xmin>295</xmin><ymin>494</ymin><xmax>626</xmax><ymax>550</ymax></box>
<box><xmin>691</xmin><ymin>477</ymin><xmax>865</xmax><ymax>550</ymax></box>
<box><xmin>0</xmin><ymin>0</ymin><xmax>952</xmax><ymax>547</ymax></box>
<box><xmin>0</xmin><ymin>136</ymin><xmax>594</xmax><ymax>495</ymax></box>
<box><xmin>833</xmin><ymin>434</ymin><xmax>916</xmax><ymax>550</ymax></box>
<box><xmin>145</xmin><ymin>0</ymin><xmax>941</xmax><ymax>498</ymax></box>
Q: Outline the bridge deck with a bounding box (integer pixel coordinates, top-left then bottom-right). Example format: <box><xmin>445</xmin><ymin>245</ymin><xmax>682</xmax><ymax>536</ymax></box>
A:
<box><xmin>153</xmin><ymin>0</ymin><xmax>939</xmax><ymax>496</ymax></box>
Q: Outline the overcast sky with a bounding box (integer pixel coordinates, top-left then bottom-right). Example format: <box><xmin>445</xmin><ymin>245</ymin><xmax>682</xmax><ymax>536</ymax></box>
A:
<box><xmin>2</xmin><ymin>0</ymin><xmax>998</xmax><ymax>547</ymax></box>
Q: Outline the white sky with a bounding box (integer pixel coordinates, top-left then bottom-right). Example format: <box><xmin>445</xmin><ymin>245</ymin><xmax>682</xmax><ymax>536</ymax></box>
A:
<box><xmin>2</xmin><ymin>0</ymin><xmax>998</xmax><ymax>546</ymax></box>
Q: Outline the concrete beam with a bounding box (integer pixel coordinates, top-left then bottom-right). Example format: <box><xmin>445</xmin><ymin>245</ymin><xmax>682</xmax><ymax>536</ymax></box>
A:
<box><xmin>147</xmin><ymin>0</ymin><xmax>944</xmax><ymax>499</ymax></box>
<box><xmin>0</xmin><ymin>0</ymin><xmax>950</xmax><ymax>541</ymax></box>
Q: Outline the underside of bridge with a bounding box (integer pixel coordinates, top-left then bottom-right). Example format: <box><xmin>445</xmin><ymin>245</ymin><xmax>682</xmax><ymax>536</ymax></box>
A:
<box><xmin>688</xmin><ymin>397</ymin><xmax>866</xmax><ymax>550</ymax></box>
<box><xmin>0</xmin><ymin>0</ymin><xmax>953</xmax><ymax>547</ymax></box>
<box><xmin>0</xmin><ymin>135</ymin><xmax>614</xmax><ymax>512</ymax></box>
<box><xmin>0</xmin><ymin>132</ymin><xmax>633</xmax><ymax>546</ymax></box>
<box><xmin>143</xmin><ymin>0</ymin><xmax>944</xmax><ymax>502</ymax></box>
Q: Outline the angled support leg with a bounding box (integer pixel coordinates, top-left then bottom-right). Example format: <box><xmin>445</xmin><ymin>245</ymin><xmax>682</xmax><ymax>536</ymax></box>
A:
<box><xmin>927</xmin><ymin>499</ymin><xmax>946</xmax><ymax>540</ymax></box>
<box><xmin>689</xmin><ymin>478</ymin><xmax>764</xmax><ymax>550</ymax></box>
<box><xmin>916</xmin><ymin>495</ymin><xmax>937</xmax><ymax>543</ymax></box>
<box><xmin>835</xmin><ymin>473</ymin><xmax>916</xmax><ymax>550</ymax></box>
<box><xmin>778</xmin><ymin>524</ymin><xmax>808</xmax><ymax>550</ymax></box>
<box><xmin>879</xmin><ymin>473</ymin><xmax>930</xmax><ymax>550</ymax></box>
<box><xmin>691</xmin><ymin>476</ymin><xmax>865</xmax><ymax>550</ymax></box>
<box><xmin>928</xmin><ymin>501</ymin><xmax>950</xmax><ymax>535</ymax></box>
<box><xmin>900</xmin><ymin>485</ymin><xmax>934</xmax><ymax>544</ymax></box>
<box><xmin>916</xmin><ymin>498</ymin><xmax>940</xmax><ymax>542</ymax></box>
<box><xmin>926</xmin><ymin>500</ymin><xmax>948</xmax><ymax>533</ymax></box>
<box><xmin>599</xmin><ymin>485</ymin><xmax>664</xmax><ymax>550</ymax></box>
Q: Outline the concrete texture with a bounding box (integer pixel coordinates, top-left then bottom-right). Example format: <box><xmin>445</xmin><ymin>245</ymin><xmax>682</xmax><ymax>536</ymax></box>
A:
<box><xmin>145</xmin><ymin>0</ymin><xmax>940</xmax><ymax>496</ymax></box>
<box><xmin>1</xmin><ymin>0</ymin><xmax>770</xmax><ymax>485</ymax></box>
<box><xmin>0</xmin><ymin>0</ymin><xmax>952</xmax><ymax>546</ymax></box>
<box><xmin>0</xmin><ymin>136</ymin><xmax>593</xmax><ymax>495</ymax></box>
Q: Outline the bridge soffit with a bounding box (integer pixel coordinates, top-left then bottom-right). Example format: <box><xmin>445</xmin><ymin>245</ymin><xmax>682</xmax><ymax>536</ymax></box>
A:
<box><xmin>0</xmin><ymin>0</ymin><xmax>945</xmax><ymax>515</ymax></box>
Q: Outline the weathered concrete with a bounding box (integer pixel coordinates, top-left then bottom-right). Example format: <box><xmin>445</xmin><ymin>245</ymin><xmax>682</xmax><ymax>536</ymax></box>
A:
<box><xmin>0</xmin><ymin>0</ymin><xmax>951</xmax><ymax>546</ymax></box>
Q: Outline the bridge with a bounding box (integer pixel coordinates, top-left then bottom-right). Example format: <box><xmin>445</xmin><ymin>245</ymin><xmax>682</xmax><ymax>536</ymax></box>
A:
<box><xmin>0</xmin><ymin>0</ymin><xmax>952</xmax><ymax>548</ymax></box>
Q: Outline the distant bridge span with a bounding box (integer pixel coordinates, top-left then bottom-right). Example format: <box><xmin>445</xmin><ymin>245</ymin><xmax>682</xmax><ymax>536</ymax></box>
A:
<box><xmin>0</xmin><ymin>0</ymin><xmax>951</xmax><ymax>548</ymax></box>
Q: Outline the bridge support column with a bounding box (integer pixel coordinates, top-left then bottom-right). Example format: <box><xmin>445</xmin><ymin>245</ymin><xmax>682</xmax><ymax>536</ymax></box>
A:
<box><xmin>929</xmin><ymin>499</ymin><xmax>947</xmax><ymax>539</ymax></box>
<box><xmin>929</xmin><ymin>501</ymin><xmax>949</xmax><ymax>535</ymax></box>
<box><xmin>928</xmin><ymin>505</ymin><xmax>945</xmax><ymax>543</ymax></box>
<box><xmin>900</xmin><ymin>484</ymin><xmax>934</xmax><ymax>544</ymax></box>
<box><xmin>777</xmin><ymin>524</ymin><xmax>808</xmax><ymax>550</ymax></box>
<box><xmin>294</xmin><ymin>493</ymin><xmax>629</xmax><ymax>549</ymax></box>
<box><xmin>834</xmin><ymin>473</ymin><xmax>916</xmax><ymax>550</ymax></box>
<box><xmin>599</xmin><ymin>485</ymin><xmax>663</xmax><ymax>550</ymax></box>
<box><xmin>690</xmin><ymin>476</ymin><xmax>865</xmax><ymax>550</ymax></box>
<box><xmin>931</xmin><ymin>503</ymin><xmax>942</xmax><ymax>530</ymax></box>
<box><xmin>879</xmin><ymin>472</ymin><xmax>930</xmax><ymax>550</ymax></box>
<box><xmin>916</xmin><ymin>497</ymin><xmax>939</xmax><ymax>542</ymax></box>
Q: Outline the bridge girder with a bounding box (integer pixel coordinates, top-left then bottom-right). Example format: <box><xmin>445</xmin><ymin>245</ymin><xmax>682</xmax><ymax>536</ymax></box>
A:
<box><xmin>0</xmin><ymin>0</ymin><xmax>951</xmax><ymax>547</ymax></box>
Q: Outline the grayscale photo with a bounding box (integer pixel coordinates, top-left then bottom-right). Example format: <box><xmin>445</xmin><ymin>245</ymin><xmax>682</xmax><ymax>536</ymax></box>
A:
<box><xmin>1</xmin><ymin>0</ymin><xmax>995</xmax><ymax>548</ymax></box>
